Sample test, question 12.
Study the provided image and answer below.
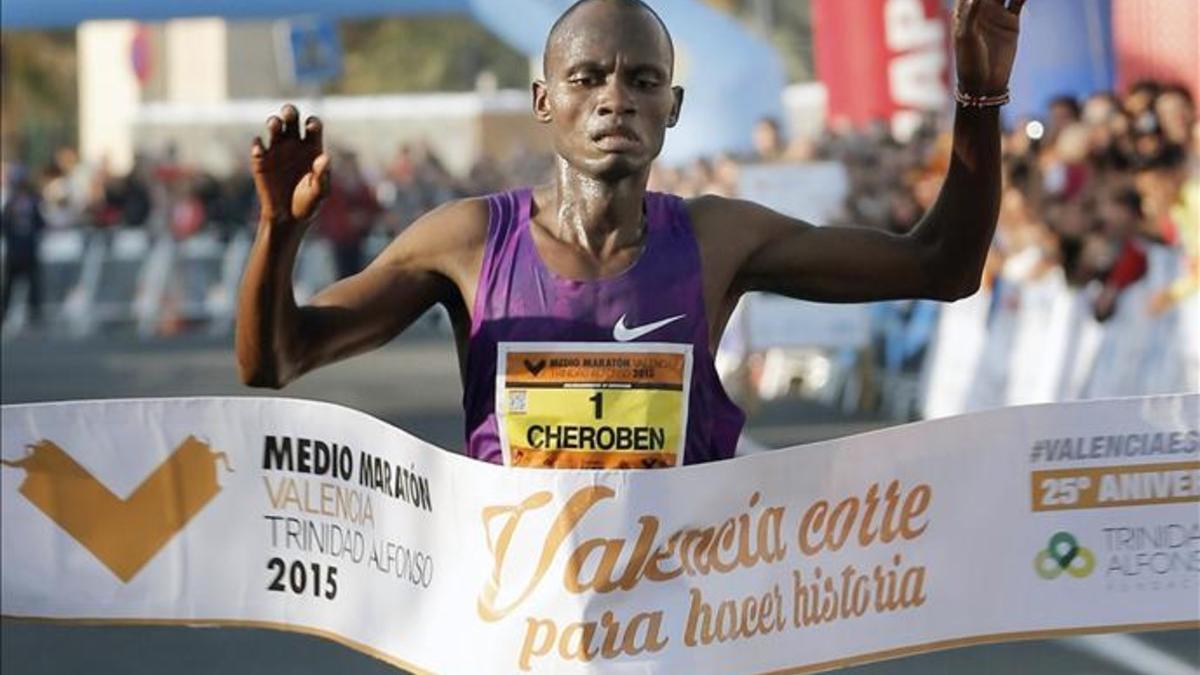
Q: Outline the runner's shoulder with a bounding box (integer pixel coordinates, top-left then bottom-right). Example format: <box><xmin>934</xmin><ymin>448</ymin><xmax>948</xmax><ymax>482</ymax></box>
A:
<box><xmin>380</xmin><ymin>196</ymin><xmax>490</xmax><ymax>269</ymax></box>
<box><xmin>683</xmin><ymin>193</ymin><xmax>781</xmax><ymax>251</ymax></box>
<box><xmin>684</xmin><ymin>193</ymin><xmax>738</xmax><ymax>223</ymax></box>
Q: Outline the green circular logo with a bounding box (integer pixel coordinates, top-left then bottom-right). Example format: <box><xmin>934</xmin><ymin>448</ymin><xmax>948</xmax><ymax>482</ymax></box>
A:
<box><xmin>1035</xmin><ymin>531</ymin><xmax>1095</xmax><ymax>579</ymax></box>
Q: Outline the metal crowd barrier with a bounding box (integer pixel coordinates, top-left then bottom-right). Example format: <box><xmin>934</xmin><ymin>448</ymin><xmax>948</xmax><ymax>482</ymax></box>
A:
<box><xmin>1</xmin><ymin>225</ymin><xmax>445</xmax><ymax>340</ymax></box>
<box><xmin>921</xmin><ymin>244</ymin><xmax>1198</xmax><ymax>418</ymax></box>
<box><xmin>8</xmin><ymin>227</ymin><xmax>1190</xmax><ymax>422</ymax></box>
<box><xmin>2</xmin><ymin>225</ymin><xmax>252</xmax><ymax>337</ymax></box>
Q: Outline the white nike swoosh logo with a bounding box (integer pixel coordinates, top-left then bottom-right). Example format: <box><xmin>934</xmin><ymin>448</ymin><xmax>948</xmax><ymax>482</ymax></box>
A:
<box><xmin>613</xmin><ymin>313</ymin><xmax>686</xmax><ymax>342</ymax></box>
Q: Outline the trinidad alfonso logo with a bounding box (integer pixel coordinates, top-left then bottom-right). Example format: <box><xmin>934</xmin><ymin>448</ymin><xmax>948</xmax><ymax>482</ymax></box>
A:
<box><xmin>1</xmin><ymin>436</ymin><xmax>230</xmax><ymax>582</ymax></box>
<box><xmin>1034</xmin><ymin>531</ymin><xmax>1096</xmax><ymax>580</ymax></box>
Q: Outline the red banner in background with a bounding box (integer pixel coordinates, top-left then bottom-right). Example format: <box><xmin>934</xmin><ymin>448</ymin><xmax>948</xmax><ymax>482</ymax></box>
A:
<box><xmin>1113</xmin><ymin>0</ymin><xmax>1200</xmax><ymax>101</ymax></box>
<box><xmin>812</xmin><ymin>0</ymin><xmax>951</xmax><ymax>134</ymax></box>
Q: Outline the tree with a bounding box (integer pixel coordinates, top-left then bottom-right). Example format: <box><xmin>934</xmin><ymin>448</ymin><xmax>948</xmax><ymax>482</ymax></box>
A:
<box><xmin>706</xmin><ymin>0</ymin><xmax>815</xmax><ymax>82</ymax></box>
<box><xmin>332</xmin><ymin>16</ymin><xmax>529</xmax><ymax>95</ymax></box>
<box><xmin>0</xmin><ymin>30</ymin><xmax>78</xmax><ymax>166</ymax></box>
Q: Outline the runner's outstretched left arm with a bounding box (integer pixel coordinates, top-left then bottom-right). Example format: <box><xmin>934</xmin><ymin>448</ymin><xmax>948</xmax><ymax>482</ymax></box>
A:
<box><xmin>697</xmin><ymin>0</ymin><xmax>1024</xmax><ymax>306</ymax></box>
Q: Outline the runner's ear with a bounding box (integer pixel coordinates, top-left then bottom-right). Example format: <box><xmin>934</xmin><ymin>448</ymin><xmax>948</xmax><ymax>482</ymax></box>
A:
<box><xmin>533</xmin><ymin>80</ymin><xmax>553</xmax><ymax>124</ymax></box>
<box><xmin>668</xmin><ymin>86</ymin><xmax>685</xmax><ymax>128</ymax></box>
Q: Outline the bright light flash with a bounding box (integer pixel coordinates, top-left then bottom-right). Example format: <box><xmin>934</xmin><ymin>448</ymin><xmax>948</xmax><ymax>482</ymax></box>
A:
<box><xmin>1025</xmin><ymin>120</ymin><xmax>1045</xmax><ymax>141</ymax></box>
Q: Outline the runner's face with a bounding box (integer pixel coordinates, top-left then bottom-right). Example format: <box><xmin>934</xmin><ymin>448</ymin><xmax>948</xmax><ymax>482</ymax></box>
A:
<box><xmin>535</xmin><ymin>5</ymin><xmax>682</xmax><ymax>181</ymax></box>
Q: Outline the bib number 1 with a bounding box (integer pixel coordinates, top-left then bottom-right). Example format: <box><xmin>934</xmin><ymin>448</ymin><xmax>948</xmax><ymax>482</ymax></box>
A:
<box><xmin>496</xmin><ymin>343</ymin><xmax>693</xmax><ymax>469</ymax></box>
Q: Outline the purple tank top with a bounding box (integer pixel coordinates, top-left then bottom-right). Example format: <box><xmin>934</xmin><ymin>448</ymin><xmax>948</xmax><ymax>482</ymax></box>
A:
<box><xmin>464</xmin><ymin>188</ymin><xmax>744</xmax><ymax>468</ymax></box>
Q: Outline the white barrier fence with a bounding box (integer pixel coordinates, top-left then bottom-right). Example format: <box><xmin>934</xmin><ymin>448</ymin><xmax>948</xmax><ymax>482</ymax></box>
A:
<box><xmin>2</xmin><ymin>395</ymin><xmax>1197</xmax><ymax>673</ymax></box>
<box><xmin>923</xmin><ymin>244</ymin><xmax>1199</xmax><ymax>420</ymax></box>
<box><xmin>5</xmin><ymin>227</ymin><xmax>1196</xmax><ymax>428</ymax></box>
<box><xmin>2</xmin><ymin>227</ymin><xmax>249</xmax><ymax>337</ymax></box>
<box><xmin>1</xmin><ymin>226</ymin><xmax>403</xmax><ymax>337</ymax></box>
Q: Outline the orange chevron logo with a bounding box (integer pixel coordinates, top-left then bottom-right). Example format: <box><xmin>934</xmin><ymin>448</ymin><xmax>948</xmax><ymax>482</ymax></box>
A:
<box><xmin>1</xmin><ymin>436</ymin><xmax>230</xmax><ymax>582</ymax></box>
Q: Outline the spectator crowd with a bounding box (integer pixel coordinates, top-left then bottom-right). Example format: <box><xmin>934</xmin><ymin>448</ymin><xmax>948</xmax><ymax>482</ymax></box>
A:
<box><xmin>650</xmin><ymin>81</ymin><xmax>1197</xmax><ymax>329</ymax></box>
<box><xmin>3</xmin><ymin>80</ymin><xmax>1197</xmax><ymax>412</ymax></box>
<box><xmin>0</xmin><ymin>139</ymin><xmax>550</xmax><ymax>324</ymax></box>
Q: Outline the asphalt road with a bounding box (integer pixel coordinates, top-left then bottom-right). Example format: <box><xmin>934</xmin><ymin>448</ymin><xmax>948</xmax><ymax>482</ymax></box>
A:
<box><xmin>1</xmin><ymin>330</ymin><xmax>1196</xmax><ymax>674</ymax></box>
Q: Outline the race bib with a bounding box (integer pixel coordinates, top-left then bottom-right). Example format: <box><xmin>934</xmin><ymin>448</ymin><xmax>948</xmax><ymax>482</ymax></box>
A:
<box><xmin>496</xmin><ymin>343</ymin><xmax>693</xmax><ymax>469</ymax></box>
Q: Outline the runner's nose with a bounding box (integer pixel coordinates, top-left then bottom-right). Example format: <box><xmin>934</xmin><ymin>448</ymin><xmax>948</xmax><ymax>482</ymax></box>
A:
<box><xmin>597</xmin><ymin>78</ymin><xmax>636</xmax><ymax>117</ymax></box>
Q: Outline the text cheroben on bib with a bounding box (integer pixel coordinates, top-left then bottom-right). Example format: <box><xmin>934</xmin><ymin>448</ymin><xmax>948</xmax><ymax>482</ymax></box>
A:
<box><xmin>499</xmin><ymin>346</ymin><xmax>692</xmax><ymax>469</ymax></box>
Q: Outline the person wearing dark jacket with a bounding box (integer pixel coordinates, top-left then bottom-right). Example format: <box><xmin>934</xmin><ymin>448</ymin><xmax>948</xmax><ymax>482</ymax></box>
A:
<box><xmin>1</xmin><ymin>172</ymin><xmax>47</xmax><ymax>325</ymax></box>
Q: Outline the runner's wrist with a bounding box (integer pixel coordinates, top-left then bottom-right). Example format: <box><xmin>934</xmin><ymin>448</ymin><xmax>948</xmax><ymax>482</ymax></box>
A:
<box><xmin>258</xmin><ymin>211</ymin><xmax>303</xmax><ymax>229</ymax></box>
<box><xmin>256</xmin><ymin>217</ymin><xmax>308</xmax><ymax>258</ymax></box>
<box><xmin>954</xmin><ymin>83</ymin><xmax>1010</xmax><ymax>109</ymax></box>
<box><xmin>257</xmin><ymin>214</ymin><xmax>311</xmax><ymax>242</ymax></box>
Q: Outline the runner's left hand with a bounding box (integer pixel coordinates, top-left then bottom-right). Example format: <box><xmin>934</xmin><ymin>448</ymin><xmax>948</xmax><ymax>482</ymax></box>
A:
<box><xmin>953</xmin><ymin>0</ymin><xmax>1025</xmax><ymax>95</ymax></box>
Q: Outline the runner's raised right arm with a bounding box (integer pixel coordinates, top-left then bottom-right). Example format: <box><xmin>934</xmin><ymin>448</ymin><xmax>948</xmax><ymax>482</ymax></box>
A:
<box><xmin>235</xmin><ymin>104</ymin><xmax>486</xmax><ymax>388</ymax></box>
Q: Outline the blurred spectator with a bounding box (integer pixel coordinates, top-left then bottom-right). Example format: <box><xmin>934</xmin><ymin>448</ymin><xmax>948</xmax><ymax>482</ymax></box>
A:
<box><xmin>648</xmin><ymin>163</ymin><xmax>683</xmax><ymax>194</ymax></box>
<box><xmin>318</xmin><ymin>150</ymin><xmax>381</xmax><ymax>279</ymax></box>
<box><xmin>751</xmin><ymin>117</ymin><xmax>786</xmax><ymax>162</ymax></box>
<box><xmin>121</xmin><ymin>155</ymin><xmax>154</xmax><ymax>228</ymax></box>
<box><xmin>39</xmin><ymin>163</ymin><xmax>72</xmax><ymax>229</ymax></box>
<box><xmin>1083</xmin><ymin>91</ymin><xmax>1120</xmax><ymax>127</ymax></box>
<box><xmin>885</xmin><ymin>190</ymin><xmax>921</xmax><ymax>235</ymax></box>
<box><xmin>211</xmin><ymin>165</ymin><xmax>258</xmax><ymax>240</ymax></box>
<box><xmin>1093</xmin><ymin>186</ymin><xmax>1148</xmax><ymax>321</ymax></box>
<box><xmin>1042</xmin><ymin>123</ymin><xmax>1091</xmax><ymax>200</ymax></box>
<box><xmin>87</xmin><ymin>156</ymin><xmax>125</xmax><ymax>230</ymax></box>
<box><xmin>41</xmin><ymin>147</ymin><xmax>93</xmax><ymax>230</ymax></box>
<box><xmin>1046</xmin><ymin>94</ymin><xmax>1082</xmax><ymax>143</ymax></box>
<box><xmin>1155</xmin><ymin>84</ymin><xmax>1196</xmax><ymax>149</ymax></box>
<box><xmin>1123</xmin><ymin>80</ymin><xmax>1161</xmax><ymax>119</ymax></box>
<box><xmin>710</xmin><ymin>153</ymin><xmax>740</xmax><ymax>197</ymax></box>
<box><xmin>1</xmin><ymin>169</ymin><xmax>46</xmax><ymax>324</ymax></box>
<box><xmin>168</xmin><ymin>176</ymin><xmax>207</xmax><ymax>241</ymax></box>
<box><xmin>1136</xmin><ymin>147</ymin><xmax>1189</xmax><ymax>243</ymax></box>
<box><xmin>0</xmin><ymin>77</ymin><xmax>1192</xmax><ymax>354</ymax></box>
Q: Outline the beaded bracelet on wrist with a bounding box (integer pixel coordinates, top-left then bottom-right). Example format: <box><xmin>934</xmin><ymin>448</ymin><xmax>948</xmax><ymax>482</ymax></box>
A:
<box><xmin>954</xmin><ymin>88</ymin><xmax>1010</xmax><ymax>108</ymax></box>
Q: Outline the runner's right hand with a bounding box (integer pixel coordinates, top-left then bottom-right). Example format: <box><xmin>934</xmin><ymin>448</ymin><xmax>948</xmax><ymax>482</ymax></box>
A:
<box><xmin>251</xmin><ymin>103</ymin><xmax>329</xmax><ymax>227</ymax></box>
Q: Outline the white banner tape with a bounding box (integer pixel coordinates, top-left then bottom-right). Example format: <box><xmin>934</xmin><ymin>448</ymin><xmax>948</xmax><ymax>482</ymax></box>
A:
<box><xmin>2</xmin><ymin>395</ymin><xmax>1197</xmax><ymax>673</ymax></box>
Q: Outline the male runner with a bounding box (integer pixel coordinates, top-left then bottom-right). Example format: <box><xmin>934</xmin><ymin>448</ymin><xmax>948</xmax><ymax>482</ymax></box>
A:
<box><xmin>237</xmin><ymin>0</ymin><xmax>1025</xmax><ymax>468</ymax></box>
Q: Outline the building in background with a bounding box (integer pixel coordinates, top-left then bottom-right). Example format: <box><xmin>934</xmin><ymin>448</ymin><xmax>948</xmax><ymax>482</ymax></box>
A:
<box><xmin>6</xmin><ymin>0</ymin><xmax>786</xmax><ymax>174</ymax></box>
<box><xmin>76</xmin><ymin>19</ymin><xmax>551</xmax><ymax>176</ymax></box>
